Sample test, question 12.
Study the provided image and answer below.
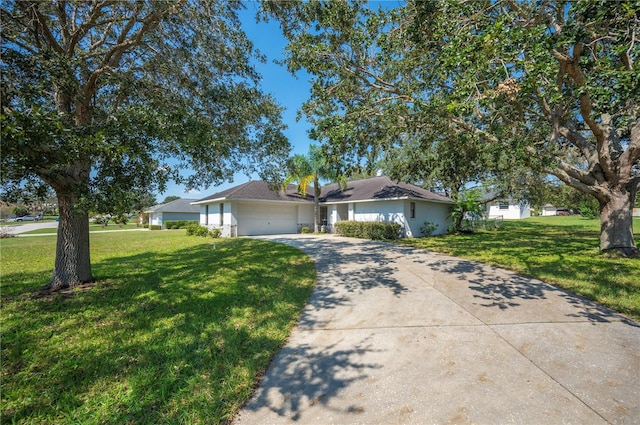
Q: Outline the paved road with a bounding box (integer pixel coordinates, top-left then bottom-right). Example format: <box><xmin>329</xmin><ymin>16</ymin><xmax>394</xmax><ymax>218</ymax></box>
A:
<box><xmin>2</xmin><ymin>221</ymin><xmax>58</xmax><ymax>235</ymax></box>
<box><xmin>234</xmin><ymin>234</ymin><xmax>640</xmax><ymax>424</ymax></box>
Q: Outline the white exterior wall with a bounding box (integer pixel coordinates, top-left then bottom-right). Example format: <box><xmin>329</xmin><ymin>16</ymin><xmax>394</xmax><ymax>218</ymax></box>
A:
<box><xmin>149</xmin><ymin>212</ymin><xmax>161</xmax><ymax>227</ymax></box>
<box><xmin>326</xmin><ymin>200</ymin><xmax>451</xmax><ymax>237</ymax></box>
<box><xmin>200</xmin><ymin>202</ymin><xmax>234</xmax><ymax>237</ymax></box>
<box><xmin>406</xmin><ymin>201</ymin><xmax>451</xmax><ymax>236</ymax></box>
<box><xmin>298</xmin><ymin>204</ymin><xmax>314</xmax><ymax>230</ymax></box>
<box><xmin>488</xmin><ymin>202</ymin><xmax>531</xmax><ymax>219</ymax></box>
<box><xmin>353</xmin><ymin>201</ymin><xmax>404</xmax><ymax>224</ymax></box>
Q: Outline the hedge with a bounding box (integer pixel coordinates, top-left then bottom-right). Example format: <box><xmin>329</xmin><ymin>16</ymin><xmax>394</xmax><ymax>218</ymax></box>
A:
<box><xmin>164</xmin><ymin>220</ymin><xmax>199</xmax><ymax>229</ymax></box>
<box><xmin>185</xmin><ymin>224</ymin><xmax>210</xmax><ymax>237</ymax></box>
<box><xmin>334</xmin><ymin>221</ymin><xmax>402</xmax><ymax>240</ymax></box>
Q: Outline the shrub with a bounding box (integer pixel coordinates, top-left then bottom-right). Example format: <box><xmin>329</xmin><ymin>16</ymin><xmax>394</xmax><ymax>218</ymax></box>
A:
<box><xmin>186</xmin><ymin>224</ymin><xmax>210</xmax><ymax>237</ymax></box>
<box><xmin>164</xmin><ymin>220</ymin><xmax>198</xmax><ymax>230</ymax></box>
<box><xmin>578</xmin><ymin>202</ymin><xmax>599</xmax><ymax>219</ymax></box>
<box><xmin>112</xmin><ymin>213</ymin><xmax>129</xmax><ymax>226</ymax></box>
<box><xmin>209</xmin><ymin>228</ymin><xmax>222</xmax><ymax>238</ymax></box>
<box><xmin>420</xmin><ymin>221</ymin><xmax>438</xmax><ymax>237</ymax></box>
<box><xmin>335</xmin><ymin>221</ymin><xmax>402</xmax><ymax>240</ymax></box>
<box><xmin>149</xmin><ymin>225</ymin><xmax>162</xmax><ymax>230</ymax></box>
<box><xmin>300</xmin><ymin>226</ymin><xmax>311</xmax><ymax>234</ymax></box>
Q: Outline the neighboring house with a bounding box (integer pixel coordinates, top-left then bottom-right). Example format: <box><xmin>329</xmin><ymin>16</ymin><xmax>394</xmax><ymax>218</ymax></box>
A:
<box><xmin>541</xmin><ymin>204</ymin><xmax>558</xmax><ymax>216</ymax></box>
<box><xmin>192</xmin><ymin>176</ymin><xmax>454</xmax><ymax>237</ymax></box>
<box><xmin>633</xmin><ymin>207</ymin><xmax>640</xmax><ymax>217</ymax></box>
<box><xmin>486</xmin><ymin>199</ymin><xmax>531</xmax><ymax>220</ymax></box>
<box><xmin>145</xmin><ymin>198</ymin><xmax>200</xmax><ymax>229</ymax></box>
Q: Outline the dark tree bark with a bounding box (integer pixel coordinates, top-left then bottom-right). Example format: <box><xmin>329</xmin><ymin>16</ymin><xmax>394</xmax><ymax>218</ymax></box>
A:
<box><xmin>49</xmin><ymin>181</ymin><xmax>93</xmax><ymax>289</ymax></box>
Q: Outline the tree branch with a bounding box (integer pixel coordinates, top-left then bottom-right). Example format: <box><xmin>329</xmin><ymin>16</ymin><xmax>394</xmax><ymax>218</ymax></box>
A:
<box><xmin>28</xmin><ymin>1</ymin><xmax>64</xmax><ymax>54</ymax></box>
<box><xmin>551</xmin><ymin>162</ymin><xmax>602</xmax><ymax>199</ymax></box>
<box><xmin>67</xmin><ymin>1</ymin><xmax>112</xmax><ymax>54</ymax></box>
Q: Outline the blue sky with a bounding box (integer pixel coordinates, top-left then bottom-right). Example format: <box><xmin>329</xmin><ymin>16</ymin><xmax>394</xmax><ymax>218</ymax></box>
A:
<box><xmin>159</xmin><ymin>3</ymin><xmax>314</xmax><ymax>200</ymax></box>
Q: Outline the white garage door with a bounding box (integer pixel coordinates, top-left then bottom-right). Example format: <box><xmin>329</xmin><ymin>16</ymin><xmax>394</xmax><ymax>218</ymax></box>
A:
<box><xmin>237</xmin><ymin>203</ymin><xmax>298</xmax><ymax>236</ymax></box>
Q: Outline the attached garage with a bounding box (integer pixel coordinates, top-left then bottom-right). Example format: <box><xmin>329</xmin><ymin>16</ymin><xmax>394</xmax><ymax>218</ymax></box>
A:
<box><xmin>237</xmin><ymin>202</ymin><xmax>299</xmax><ymax>236</ymax></box>
<box><xmin>192</xmin><ymin>177</ymin><xmax>453</xmax><ymax>238</ymax></box>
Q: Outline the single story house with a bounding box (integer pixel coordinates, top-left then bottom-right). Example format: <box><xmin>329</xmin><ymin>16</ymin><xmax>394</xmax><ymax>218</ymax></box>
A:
<box><xmin>192</xmin><ymin>176</ymin><xmax>454</xmax><ymax>237</ymax></box>
<box><xmin>145</xmin><ymin>198</ymin><xmax>200</xmax><ymax>229</ymax></box>
<box><xmin>486</xmin><ymin>199</ymin><xmax>531</xmax><ymax>220</ymax></box>
<box><xmin>541</xmin><ymin>204</ymin><xmax>558</xmax><ymax>216</ymax></box>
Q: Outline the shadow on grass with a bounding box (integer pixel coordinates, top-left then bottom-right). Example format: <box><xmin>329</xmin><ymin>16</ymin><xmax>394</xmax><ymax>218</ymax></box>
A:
<box><xmin>1</xmin><ymin>238</ymin><xmax>315</xmax><ymax>424</ymax></box>
<box><xmin>399</xmin><ymin>220</ymin><xmax>640</xmax><ymax>320</ymax></box>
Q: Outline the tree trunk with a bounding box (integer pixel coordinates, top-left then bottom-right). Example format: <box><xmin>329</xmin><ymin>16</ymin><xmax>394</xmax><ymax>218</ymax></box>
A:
<box><xmin>313</xmin><ymin>175</ymin><xmax>321</xmax><ymax>233</ymax></box>
<box><xmin>49</xmin><ymin>190</ymin><xmax>93</xmax><ymax>290</ymax></box>
<box><xmin>599</xmin><ymin>187</ymin><xmax>638</xmax><ymax>257</ymax></box>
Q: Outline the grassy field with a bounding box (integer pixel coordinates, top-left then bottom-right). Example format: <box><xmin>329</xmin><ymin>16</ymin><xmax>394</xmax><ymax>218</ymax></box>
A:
<box><xmin>1</xmin><ymin>232</ymin><xmax>315</xmax><ymax>424</ymax></box>
<box><xmin>399</xmin><ymin>216</ymin><xmax>640</xmax><ymax>320</ymax></box>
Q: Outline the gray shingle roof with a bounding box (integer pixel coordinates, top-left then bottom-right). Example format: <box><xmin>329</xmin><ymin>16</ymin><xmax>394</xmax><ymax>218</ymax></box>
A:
<box><xmin>194</xmin><ymin>176</ymin><xmax>453</xmax><ymax>205</ymax></box>
<box><xmin>192</xmin><ymin>181</ymin><xmax>313</xmax><ymax>204</ymax></box>
<box><xmin>146</xmin><ymin>198</ymin><xmax>200</xmax><ymax>213</ymax></box>
<box><xmin>321</xmin><ymin>176</ymin><xmax>454</xmax><ymax>204</ymax></box>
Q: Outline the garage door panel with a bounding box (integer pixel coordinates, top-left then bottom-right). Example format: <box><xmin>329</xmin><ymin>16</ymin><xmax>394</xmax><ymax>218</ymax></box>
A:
<box><xmin>238</xmin><ymin>204</ymin><xmax>298</xmax><ymax>235</ymax></box>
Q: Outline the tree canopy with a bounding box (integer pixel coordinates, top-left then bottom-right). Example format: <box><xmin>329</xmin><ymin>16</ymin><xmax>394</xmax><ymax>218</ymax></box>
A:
<box><xmin>1</xmin><ymin>0</ymin><xmax>290</xmax><ymax>288</ymax></box>
<box><xmin>265</xmin><ymin>0</ymin><xmax>640</xmax><ymax>255</ymax></box>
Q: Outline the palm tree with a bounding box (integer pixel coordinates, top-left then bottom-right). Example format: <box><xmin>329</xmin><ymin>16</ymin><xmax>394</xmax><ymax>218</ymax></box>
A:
<box><xmin>285</xmin><ymin>145</ymin><xmax>341</xmax><ymax>233</ymax></box>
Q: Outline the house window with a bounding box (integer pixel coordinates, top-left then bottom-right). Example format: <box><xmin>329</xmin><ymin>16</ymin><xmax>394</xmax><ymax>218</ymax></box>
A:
<box><xmin>410</xmin><ymin>202</ymin><xmax>416</xmax><ymax>219</ymax></box>
<box><xmin>219</xmin><ymin>203</ymin><xmax>224</xmax><ymax>226</ymax></box>
<box><xmin>499</xmin><ymin>201</ymin><xmax>509</xmax><ymax>210</ymax></box>
<box><xmin>205</xmin><ymin>205</ymin><xmax>209</xmax><ymax>225</ymax></box>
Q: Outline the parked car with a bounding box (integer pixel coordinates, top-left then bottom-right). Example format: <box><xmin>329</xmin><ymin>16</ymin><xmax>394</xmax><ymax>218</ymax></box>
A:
<box><xmin>556</xmin><ymin>208</ymin><xmax>571</xmax><ymax>216</ymax></box>
<box><xmin>16</xmin><ymin>215</ymin><xmax>41</xmax><ymax>222</ymax></box>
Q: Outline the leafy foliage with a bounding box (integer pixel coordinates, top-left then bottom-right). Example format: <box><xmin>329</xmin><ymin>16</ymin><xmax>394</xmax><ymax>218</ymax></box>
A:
<box><xmin>285</xmin><ymin>144</ymin><xmax>343</xmax><ymax>232</ymax></box>
<box><xmin>449</xmin><ymin>189</ymin><xmax>485</xmax><ymax>234</ymax></box>
<box><xmin>335</xmin><ymin>220</ymin><xmax>402</xmax><ymax>240</ymax></box>
<box><xmin>1</xmin><ymin>0</ymin><xmax>291</xmax><ymax>287</ymax></box>
<box><xmin>420</xmin><ymin>221</ymin><xmax>438</xmax><ymax>237</ymax></box>
<box><xmin>165</xmin><ymin>220</ymin><xmax>199</xmax><ymax>230</ymax></box>
<box><xmin>265</xmin><ymin>0</ymin><xmax>640</xmax><ymax>254</ymax></box>
<box><xmin>185</xmin><ymin>224</ymin><xmax>210</xmax><ymax>237</ymax></box>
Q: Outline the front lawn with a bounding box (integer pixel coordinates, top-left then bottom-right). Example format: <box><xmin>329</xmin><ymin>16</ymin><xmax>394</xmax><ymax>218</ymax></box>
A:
<box><xmin>399</xmin><ymin>216</ymin><xmax>640</xmax><ymax>320</ymax></box>
<box><xmin>1</xmin><ymin>232</ymin><xmax>315</xmax><ymax>424</ymax></box>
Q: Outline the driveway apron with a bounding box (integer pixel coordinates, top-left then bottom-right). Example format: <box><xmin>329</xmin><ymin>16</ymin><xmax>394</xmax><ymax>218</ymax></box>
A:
<box><xmin>234</xmin><ymin>234</ymin><xmax>640</xmax><ymax>424</ymax></box>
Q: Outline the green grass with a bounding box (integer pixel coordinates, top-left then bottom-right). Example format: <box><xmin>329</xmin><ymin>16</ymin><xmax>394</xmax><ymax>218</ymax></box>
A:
<box><xmin>1</xmin><ymin>232</ymin><xmax>316</xmax><ymax>424</ymax></box>
<box><xmin>399</xmin><ymin>216</ymin><xmax>640</xmax><ymax>320</ymax></box>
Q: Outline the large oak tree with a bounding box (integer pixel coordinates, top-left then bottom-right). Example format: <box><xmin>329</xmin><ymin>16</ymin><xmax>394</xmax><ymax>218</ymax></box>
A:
<box><xmin>1</xmin><ymin>0</ymin><xmax>290</xmax><ymax>289</ymax></box>
<box><xmin>265</xmin><ymin>0</ymin><xmax>639</xmax><ymax>255</ymax></box>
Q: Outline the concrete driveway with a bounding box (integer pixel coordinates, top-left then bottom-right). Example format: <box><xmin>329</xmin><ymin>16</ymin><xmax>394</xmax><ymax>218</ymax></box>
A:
<box><xmin>234</xmin><ymin>234</ymin><xmax>639</xmax><ymax>424</ymax></box>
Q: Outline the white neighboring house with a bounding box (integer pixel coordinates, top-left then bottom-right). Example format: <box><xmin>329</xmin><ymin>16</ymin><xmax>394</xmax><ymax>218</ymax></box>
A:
<box><xmin>541</xmin><ymin>204</ymin><xmax>559</xmax><ymax>216</ymax></box>
<box><xmin>145</xmin><ymin>198</ymin><xmax>200</xmax><ymax>229</ymax></box>
<box><xmin>192</xmin><ymin>176</ymin><xmax>454</xmax><ymax>237</ymax></box>
<box><xmin>486</xmin><ymin>199</ymin><xmax>531</xmax><ymax>220</ymax></box>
